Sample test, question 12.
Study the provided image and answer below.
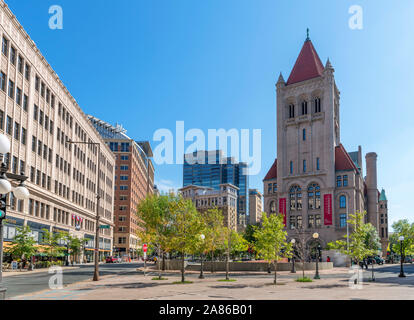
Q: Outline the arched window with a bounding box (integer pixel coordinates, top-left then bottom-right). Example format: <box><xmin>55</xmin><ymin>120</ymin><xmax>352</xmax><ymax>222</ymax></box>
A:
<box><xmin>289</xmin><ymin>186</ymin><xmax>302</xmax><ymax>211</ymax></box>
<box><xmin>314</xmin><ymin>97</ymin><xmax>321</xmax><ymax>113</ymax></box>
<box><xmin>301</xmin><ymin>101</ymin><xmax>308</xmax><ymax>115</ymax></box>
<box><xmin>288</xmin><ymin>104</ymin><xmax>295</xmax><ymax>118</ymax></box>
<box><xmin>307</xmin><ymin>183</ymin><xmax>321</xmax><ymax>209</ymax></box>
<box><xmin>270</xmin><ymin>201</ymin><xmax>276</xmax><ymax>214</ymax></box>
<box><xmin>339</xmin><ymin>195</ymin><xmax>346</xmax><ymax>208</ymax></box>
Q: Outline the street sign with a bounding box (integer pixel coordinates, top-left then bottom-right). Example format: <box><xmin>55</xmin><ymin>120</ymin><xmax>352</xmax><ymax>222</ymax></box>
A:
<box><xmin>143</xmin><ymin>244</ymin><xmax>148</xmax><ymax>252</ymax></box>
<box><xmin>99</xmin><ymin>225</ymin><xmax>110</xmax><ymax>229</ymax></box>
<box><xmin>143</xmin><ymin>252</ymin><xmax>147</xmax><ymax>259</ymax></box>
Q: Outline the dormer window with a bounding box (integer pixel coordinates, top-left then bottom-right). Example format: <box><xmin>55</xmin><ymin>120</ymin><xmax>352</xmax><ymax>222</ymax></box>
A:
<box><xmin>314</xmin><ymin>98</ymin><xmax>321</xmax><ymax>113</ymax></box>
<box><xmin>288</xmin><ymin>104</ymin><xmax>295</xmax><ymax>118</ymax></box>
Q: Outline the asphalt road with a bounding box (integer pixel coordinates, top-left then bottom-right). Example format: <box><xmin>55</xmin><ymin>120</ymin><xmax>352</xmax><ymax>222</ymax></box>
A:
<box><xmin>3</xmin><ymin>262</ymin><xmax>413</xmax><ymax>299</ymax></box>
<box><xmin>3</xmin><ymin>262</ymin><xmax>145</xmax><ymax>298</ymax></box>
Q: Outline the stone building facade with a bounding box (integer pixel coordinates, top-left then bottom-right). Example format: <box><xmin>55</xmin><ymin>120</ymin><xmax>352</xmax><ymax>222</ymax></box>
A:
<box><xmin>248</xmin><ymin>189</ymin><xmax>262</xmax><ymax>225</ymax></box>
<box><xmin>179</xmin><ymin>183</ymin><xmax>238</xmax><ymax>231</ymax></box>
<box><xmin>0</xmin><ymin>1</ymin><xmax>115</xmax><ymax>262</ymax></box>
<box><xmin>89</xmin><ymin>116</ymin><xmax>155</xmax><ymax>259</ymax></box>
<box><xmin>263</xmin><ymin>35</ymin><xmax>389</xmax><ymax>256</ymax></box>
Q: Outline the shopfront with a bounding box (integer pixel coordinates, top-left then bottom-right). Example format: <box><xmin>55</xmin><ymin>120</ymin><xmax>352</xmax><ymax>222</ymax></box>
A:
<box><xmin>27</xmin><ymin>221</ymin><xmax>50</xmax><ymax>244</ymax></box>
<box><xmin>84</xmin><ymin>234</ymin><xmax>95</xmax><ymax>263</ymax></box>
<box><xmin>2</xmin><ymin>216</ymin><xmax>25</xmax><ymax>263</ymax></box>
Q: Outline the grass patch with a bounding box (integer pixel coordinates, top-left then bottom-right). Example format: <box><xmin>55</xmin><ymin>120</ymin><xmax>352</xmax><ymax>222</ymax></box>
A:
<box><xmin>218</xmin><ymin>279</ymin><xmax>237</xmax><ymax>282</ymax></box>
<box><xmin>295</xmin><ymin>277</ymin><xmax>313</xmax><ymax>283</ymax></box>
<box><xmin>172</xmin><ymin>281</ymin><xmax>193</xmax><ymax>284</ymax></box>
<box><xmin>151</xmin><ymin>277</ymin><xmax>168</xmax><ymax>280</ymax></box>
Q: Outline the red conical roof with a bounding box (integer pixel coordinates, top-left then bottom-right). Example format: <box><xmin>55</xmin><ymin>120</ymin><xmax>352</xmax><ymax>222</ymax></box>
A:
<box><xmin>287</xmin><ymin>39</ymin><xmax>324</xmax><ymax>85</ymax></box>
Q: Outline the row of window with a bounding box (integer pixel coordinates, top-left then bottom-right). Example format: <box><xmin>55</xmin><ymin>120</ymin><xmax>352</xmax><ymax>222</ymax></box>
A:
<box><xmin>288</xmin><ymin>98</ymin><xmax>321</xmax><ymax>119</ymax></box>
<box><xmin>267</xmin><ymin>183</ymin><xmax>277</xmax><ymax>194</ymax></box>
<box><xmin>2</xmin><ymin>36</ymin><xmax>31</xmax><ymax>81</ymax></box>
<box><xmin>336</xmin><ymin>175</ymin><xmax>348</xmax><ymax>187</ymax></box>
<box><xmin>289</xmin><ymin>214</ymin><xmax>322</xmax><ymax>229</ymax></box>
<box><xmin>289</xmin><ymin>157</ymin><xmax>320</xmax><ymax>174</ymax></box>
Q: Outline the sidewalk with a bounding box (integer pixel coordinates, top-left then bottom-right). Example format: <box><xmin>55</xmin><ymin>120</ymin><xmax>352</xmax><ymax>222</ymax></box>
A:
<box><xmin>2</xmin><ymin>262</ymin><xmax>104</xmax><ymax>277</ymax></box>
<box><xmin>11</xmin><ymin>266</ymin><xmax>414</xmax><ymax>300</ymax></box>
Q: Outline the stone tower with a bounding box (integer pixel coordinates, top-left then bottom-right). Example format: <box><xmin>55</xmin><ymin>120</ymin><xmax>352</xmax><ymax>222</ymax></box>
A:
<box><xmin>378</xmin><ymin>189</ymin><xmax>389</xmax><ymax>255</ymax></box>
<box><xmin>365</xmin><ymin>152</ymin><xmax>379</xmax><ymax>229</ymax></box>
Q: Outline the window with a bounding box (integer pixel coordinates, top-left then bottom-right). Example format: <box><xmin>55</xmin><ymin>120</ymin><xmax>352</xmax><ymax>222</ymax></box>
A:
<box><xmin>2</xmin><ymin>37</ymin><xmax>8</xmax><ymax>56</ymax></box>
<box><xmin>270</xmin><ymin>201</ymin><xmax>276</xmax><ymax>214</ymax></box>
<box><xmin>6</xmin><ymin>116</ymin><xmax>12</xmax><ymax>135</ymax></box>
<box><xmin>289</xmin><ymin>186</ymin><xmax>302</xmax><ymax>211</ymax></box>
<box><xmin>8</xmin><ymin>80</ymin><xmax>14</xmax><ymax>98</ymax></box>
<box><xmin>336</xmin><ymin>175</ymin><xmax>342</xmax><ymax>187</ymax></box>
<box><xmin>25</xmin><ymin>63</ymin><xmax>30</xmax><ymax>81</ymax></box>
<box><xmin>289</xmin><ymin>216</ymin><xmax>296</xmax><ymax>230</ymax></box>
<box><xmin>21</xmin><ymin>127</ymin><xmax>27</xmax><ymax>145</ymax></box>
<box><xmin>316</xmin><ymin>157</ymin><xmax>320</xmax><ymax>171</ymax></box>
<box><xmin>16</xmin><ymin>87</ymin><xmax>22</xmax><ymax>105</ymax></box>
<box><xmin>33</xmin><ymin>104</ymin><xmax>38</xmax><ymax>121</ymax></box>
<box><xmin>0</xmin><ymin>72</ymin><xmax>5</xmax><ymax>91</ymax></box>
<box><xmin>301</xmin><ymin>101</ymin><xmax>308</xmax><ymax>115</ymax></box>
<box><xmin>23</xmin><ymin>94</ymin><xmax>28</xmax><ymax>111</ymax></box>
<box><xmin>303</xmin><ymin>160</ymin><xmax>306</xmax><ymax>173</ymax></box>
<box><xmin>288</xmin><ymin>104</ymin><xmax>295</xmax><ymax>118</ymax></box>
<box><xmin>41</xmin><ymin>82</ymin><xmax>45</xmax><ymax>97</ymax></box>
<box><xmin>32</xmin><ymin>136</ymin><xmax>36</xmax><ymax>152</ymax></box>
<box><xmin>339</xmin><ymin>214</ymin><xmax>347</xmax><ymax>228</ymax></box>
<box><xmin>339</xmin><ymin>195</ymin><xmax>346</xmax><ymax>208</ymax></box>
<box><xmin>290</xmin><ymin>161</ymin><xmax>293</xmax><ymax>174</ymax></box>
<box><xmin>19</xmin><ymin>160</ymin><xmax>25</xmax><ymax>175</ymax></box>
<box><xmin>308</xmin><ymin>215</ymin><xmax>315</xmax><ymax>228</ymax></box>
<box><xmin>18</xmin><ymin>55</ymin><xmax>23</xmax><ymax>73</ymax></box>
<box><xmin>120</xmin><ymin>165</ymin><xmax>128</xmax><ymax>171</ymax></box>
<box><xmin>120</xmin><ymin>185</ymin><xmax>128</xmax><ymax>190</ymax></box>
<box><xmin>0</xmin><ymin>110</ymin><xmax>3</xmax><ymax>130</ymax></box>
<box><xmin>267</xmin><ymin>183</ymin><xmax>272</xmax><ymax>194</ymax></box>
<box><xmin>314</xmin><ymin>98</ymin><xmax>321</xmax><ymax>113</ymax></box>
<box><xmin>37</xmin><ymin>140</ymin><xmax>42</xmax><ymax>156</ymax></box>
<box><xmin>35</xmin><ymin>75</ymin><xmax>40</xmax><ymax>91</ymax></box>
<box><xmin>273</xmin><ymin>183</ymin><xmax>277</xmax><ymax>193</ymax></box>
<box><xmin>315</xmin><ymin>214</ymin><xmax>321</xmax><ymax>227</ymax></box>
<box><xmin>119</xmin><ymin>216</ymin><xmax>126</xmax><ymax>222</ymax></box>
<box><xmin>119</xmin><ymin>195</ymin><xmax>127</xmax><ymax>201</ymax></box>
<box><xmin>121</xmin><ymin>155</ymin><xmax>129</xmax><ymax>160</ymax></box>
<box><xmin>343</xmin><ymin>175</ymin><xmax>348</xmax><ymax>187</ymax></box>
<box><xmin>302</xmin><ymin>128</ymin><xmax>306</xmax><ymax>141</ymax></box>
<box><xmin>307</xmin><ymin>183</ymin><xmax>321</xmax><ymax>210</ymax></box>
<box><xmin>14</xmin><ymin>122</ymin><xmax>19</xmax><ymax>140</ymax></box>
<box><xmin>10</xmin><ymin>46</ymin><xmax>16</xmax><ymax>65</ymax></box>
<box><xmin>120</xmin><ymin>175</ymin><xmax>128</xmax><ymax>181</ymax></box>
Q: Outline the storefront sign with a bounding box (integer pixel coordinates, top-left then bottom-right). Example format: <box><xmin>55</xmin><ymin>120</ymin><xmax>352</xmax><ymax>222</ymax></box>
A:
<box><xmin>279</xmin><ymin>198</ymin><xmax>287</xmax><ymax>226</ymax></box>
<box><xmin>324</xmin><ymin>194</ymin><xmax>333</xmax><ymax>225</ymax></box>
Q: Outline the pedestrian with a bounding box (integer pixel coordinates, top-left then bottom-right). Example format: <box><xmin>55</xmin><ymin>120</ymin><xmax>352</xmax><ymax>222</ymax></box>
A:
<box><xmin>327</xmin><ymin>256</ymin><xmax>331</xmax><ymax>263</ymax></box>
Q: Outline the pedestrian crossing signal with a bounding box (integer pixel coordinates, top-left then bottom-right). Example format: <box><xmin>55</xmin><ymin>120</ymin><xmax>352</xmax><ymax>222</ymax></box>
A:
<box><xmin>0</xmin><ymin>209</ymin><xmax>5</xmax><ymax>219</ymax></box>
<box><xmin>0</xmin><ymin>198</ymin><xmax>6</xmax><ymax>220</ymax></box>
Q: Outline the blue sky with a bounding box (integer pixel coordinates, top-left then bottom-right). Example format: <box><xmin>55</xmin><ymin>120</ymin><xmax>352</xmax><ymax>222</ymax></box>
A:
<box><xmin>8</xmin><ymin>0</ymin><xmax>414</xmax><ymax>225</ymax></box>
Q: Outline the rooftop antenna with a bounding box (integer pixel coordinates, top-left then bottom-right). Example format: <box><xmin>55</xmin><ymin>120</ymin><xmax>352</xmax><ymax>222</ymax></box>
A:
<box><xmin>306</xmin><ymin>28</ymin><xmax>310</xmax><ymax>41</ymax></box>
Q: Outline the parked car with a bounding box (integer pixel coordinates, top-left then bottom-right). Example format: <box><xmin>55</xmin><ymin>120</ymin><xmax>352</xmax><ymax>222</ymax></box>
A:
<box><xmin>404</xmin><ymin>257</ymin><xmax>413</xmax><ymax>264</ymax></box>
<box><xmin>105</xmin><ymin>256</ymin><xmax>120</xmax><ymax>263</ymax></box>
<box><xmin>374</xmin><ymin>256</ymin><xmax>384</xmax><ymax>265</ymax></box>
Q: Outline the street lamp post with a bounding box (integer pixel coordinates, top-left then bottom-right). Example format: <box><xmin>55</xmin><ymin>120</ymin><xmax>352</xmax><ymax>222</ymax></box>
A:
<box><xmin>68</xmin><ymin>139</ymin><xmax>101</xmax><ymax>281</ymax></box>
<box><xmin>199</xmin><ymin>234</ymin><xmax>205</xmax><ymax>279</ymax></box>
<box><xmin>0</xmin><ymin>134</ymin><xmax>30</xmax><ymax>300</ymax></box>
<box><xmin>313</xmin><ymin>232</ymin><xmax>320</xmax><ymax>279</ymax></box>
<box><xmin>398</xmin><ymin>236</ymin><xmax>406</xmax><ymax>278</ymax></box>
<box><xmin>290</xmin><ymin>238</ymin><xmax>296</xmax><ymax>273</ymax></box>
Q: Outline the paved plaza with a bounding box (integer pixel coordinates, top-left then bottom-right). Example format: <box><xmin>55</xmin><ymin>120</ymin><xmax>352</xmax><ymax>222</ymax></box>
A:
<box><xmin>7</xmin><ymin>263</ymin><xmax>414</xmax><ymax>300</ymax></box>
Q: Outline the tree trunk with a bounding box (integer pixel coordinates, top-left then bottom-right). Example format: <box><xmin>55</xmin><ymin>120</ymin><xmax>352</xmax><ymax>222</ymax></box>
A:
<box><xmin>302</xmin><ymin>258</ymin><xmax>305</xmax><ymax>279</ymax></box>
<box><xmin>181</xmin><ymin>250</ymin><xmax>185</xmax><ymax>282</ymax></box>
<box><xmin>226</xmin><ymin>235</ymin><xmax>230</xmax><ymax>280</ymax></box>
<box><xmin>158</xmin><ymin>246</ymin><xmax>162</xmax><ymax>280</ymax></box>
<box><xmin>211</xmin><ymin>251</ymin><xmax>214</xmax><ymax>273</ymax></box>
<box><xmin>274</xmin><ymin>260</ymin><xmax>277</xmax><ymax>285</ymax></box>
<box><xmin>162</xmin><ymin>250</ymin><xmax>166</xmax><ymax>271</ymax></box>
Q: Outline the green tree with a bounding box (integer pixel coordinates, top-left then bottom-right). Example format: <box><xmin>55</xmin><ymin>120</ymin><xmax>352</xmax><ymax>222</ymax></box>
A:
<box><xmin>363</xmin><ymin>223</ymin><xmax>381</xmax><ymax>280</ymax></box>
<box><xmin>41</xmin><ymin>229</ymin><xmax>66</xmax><ymax>263</ymax></box>
<box><xmin>243</xmin><ymin>223</ymin><xmax>259</xmax><ymax>259</ymax></box>
<box><xmin>6</xmin><ymin>226</ymin><xmax>37</xmax><ymax>270</ymax></box>
<box><xmin>169</xmin><ymin>196</ymin><xmax>204</xmax><ymax>282</ymax></box>
<box><xmin>391</xmin><ymin>220</ymin><xmax>414</xmax><ymax>259</ymax></box>
<box><xmin>137</xmin><ymin>194</ymin><xmax>174</xmax><ymax>279</ymax></box>
<box><xmin>64</xmin><ymin>234</ymin><xmax>87</xmax><ymax>265</ymax></box>
<box><xmin>230</xmin><ymin>230</ymin><xmax>249</xmax><ymax>260</ymax></box>
<box><xmin>202</xmin><ymin>207</ymin><xmax>226</xmax><ymax>273</ymax></box>
<box><xmin>327</xmin><ymin>211</ymin><xmax>377</xmax><ymax>282</ymax></box>
<box><xmin>254</xmin><ymin>213</ymin><xmax>292</xmax><ymax>285</ymax></box>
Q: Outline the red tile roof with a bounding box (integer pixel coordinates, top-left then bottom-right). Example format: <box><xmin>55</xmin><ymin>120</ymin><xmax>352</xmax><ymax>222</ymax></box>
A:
<box><xmin>263</xmin><ymin>159</ymin><xmax>277</xmax><ymax>181</ymax></box>
<box><xmin>287</xmin><ymin>39</ymin><xmax>325</xmax><ymax>85</ymax></box>
<box><xmin>335</xmin><ymin>144</ymin><xmax>359</xmax><ymax>172</ymax></box>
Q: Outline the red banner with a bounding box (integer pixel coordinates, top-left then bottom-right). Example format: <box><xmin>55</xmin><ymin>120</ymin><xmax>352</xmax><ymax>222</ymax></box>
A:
<box><xmin>279</xmin><ymin>198</ymin><xmax>287</xmax><ymax>226</ymax></box>
<box><xmin>324</xmin><ymin>194</ymin><xmax>332</xmax><ymax>225</ymax></box>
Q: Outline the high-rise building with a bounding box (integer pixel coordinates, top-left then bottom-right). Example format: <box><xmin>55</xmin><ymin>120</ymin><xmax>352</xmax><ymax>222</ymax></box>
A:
<box><xmin>88</xmin><ymin>116</ymin><xmax>154</xmax><ymax>259</ymax></box>
<box><xmin>0</xmin><ymin>1</ymin><xmax>115</xmax><ymax>263</ymax></box>
<box><xmin>263</xmin><ymin>34</ymin><xmax>389</xmax><ymax>258</ymax></box>
<box><xmin>183</xmin><ymin>150</ymin><xmax>248</xmax><ymax>227</ymax></box>
<box><xmin>248</xmin><ymin>189</ymin><xmax>262</xmax><ymax>225</ymax></box>
<box><xmin>179</xmin><ymin>183</ymin><xmax>239</xmax><ymax>231</ymax></box>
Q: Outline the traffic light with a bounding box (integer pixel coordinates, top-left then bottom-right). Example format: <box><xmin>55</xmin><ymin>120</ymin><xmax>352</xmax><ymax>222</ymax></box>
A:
<box><xmin>0</xmin><ymin>194</ymin><xmax>7</xmax><ymax>220</ymax></box>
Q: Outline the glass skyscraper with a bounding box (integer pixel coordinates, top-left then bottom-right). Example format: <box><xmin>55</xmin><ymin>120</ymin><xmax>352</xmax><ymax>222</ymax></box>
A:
<box><xmin>183</xmin><ymin>150</ymin><xmax>249</xmax><ymax>224</ymax></box>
